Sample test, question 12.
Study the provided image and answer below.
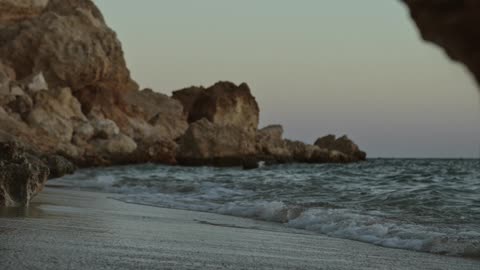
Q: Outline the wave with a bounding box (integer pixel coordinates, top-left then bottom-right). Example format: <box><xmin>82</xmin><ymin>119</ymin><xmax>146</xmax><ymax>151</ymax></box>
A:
<box><xmin>49</xmin><ymin>161</ymin><xmax>480</xmax><ymax>258</ymax></box>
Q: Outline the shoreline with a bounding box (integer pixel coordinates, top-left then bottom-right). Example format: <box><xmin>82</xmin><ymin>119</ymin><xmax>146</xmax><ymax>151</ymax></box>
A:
<box><xmin>1</xmin><ymin>187</ymin><xmax>479</xmax><ymax>270</ymax></box>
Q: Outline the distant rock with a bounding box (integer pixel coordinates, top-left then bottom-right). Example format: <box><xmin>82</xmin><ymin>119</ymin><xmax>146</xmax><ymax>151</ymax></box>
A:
<box><xmin>314</xmin><ymin>135</ymin><xmax>366</xmax><ymax>162</ymax></box>
<box><xmin>177</xmin><ymin>118</ymin><xmax>257</xmax><ymax>166</ymax></box>
<box><xmin>173</xmin><ymin>81</ymin><xmax>259</xmax><ymax>135</ymax></box>
<box><xmin>256</xmin><ymin>125</ymin><xmax>291</xmax><ymax>163</ymax></box>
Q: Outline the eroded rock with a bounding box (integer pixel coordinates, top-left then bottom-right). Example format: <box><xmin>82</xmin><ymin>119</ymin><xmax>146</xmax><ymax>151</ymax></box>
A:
<box><xmin>256</xmin><ymin>125</ymin><xmax>291</xmax><ymax>163</ymax></box>
<box><xmin>177</xmin><ymin>118</ymin><xmax>257</xmax><ymax>166</ymax></box>
<box><xmin>173</xmin><ymin>81</ymin><xmax>259</xmax><ymax>135</ymax></box>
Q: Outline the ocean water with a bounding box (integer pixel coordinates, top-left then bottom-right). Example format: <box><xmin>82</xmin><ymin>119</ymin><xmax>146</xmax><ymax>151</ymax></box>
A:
<box><xmin>50</xmin><ymin>159</ymin><xmax>480</xmax><ymax>257</ymax></box>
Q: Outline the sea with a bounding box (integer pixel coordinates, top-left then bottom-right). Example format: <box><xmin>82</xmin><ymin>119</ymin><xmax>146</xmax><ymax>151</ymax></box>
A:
<box><xmin>50</xmin><ymin>159</ymin><xmax>480</xmax><ymax>257</ymax></box>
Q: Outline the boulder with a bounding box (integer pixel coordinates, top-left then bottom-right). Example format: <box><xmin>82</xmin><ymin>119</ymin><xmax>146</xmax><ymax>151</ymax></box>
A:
<box><xmin>123</xmin><ymin>139</ymin><xmax>177</xmax><ymax>166</ymax></box>
<box><xmin>91</xmin><ymin>118</ymin><xmax>120</xmax><ymax>140</ymax></box>
<box><xmin>171</xmin><ymin>86</ymin><xmax>204</xmax><ymax>117</ymax></box>
<box><xmin>256</xmin><ymin>125</ymin><xmax>291</xmax><ymax>163</ymax></box>
<box><xmin>177</xmin><ymin>118</ymin><xmax>257</xmax><ymax>166</ymax></box>
<box><xmin>21</xmin><ymin>72</ymin><xmax>48</xmax><ymax>94</ymax></box>
<box><xmin>26</xmin><ymin>87</ymin><xmax>86</xmax><ymax>143</ymax></box>
<box><xmin>0</xmin><ymin>141</ymin><xmax>49</xmax><ymax>207</ymax></box>
<box><xmin>125</xmin><ymin>88</ymin><xmax>188</xmax><ymax>140</ymax></box>
<box><xmin>314</xmin><ymin>135</ymin><xmax>366</xmax><ymax>161</ymax></box>
<box><xmin>172</xmin><ymin>81</ymin><xmax>259</xmax><ymax>134</ymax></box>
<box><xmin>91</xmin><ymin>133</ymin><xmax>137</xmax><ymax>156</ymax></box>
<box><xmin>41</xmin><ymin>154</ymin><xmax>76</xmax><ymax>179</ymax></box>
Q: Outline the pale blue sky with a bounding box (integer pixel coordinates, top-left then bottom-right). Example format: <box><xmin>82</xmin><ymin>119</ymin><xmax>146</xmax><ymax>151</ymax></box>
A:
<box><xmin>96</xmin><ymin>0</ymin><xmax>480</xmax><ymax>158</ymax></box>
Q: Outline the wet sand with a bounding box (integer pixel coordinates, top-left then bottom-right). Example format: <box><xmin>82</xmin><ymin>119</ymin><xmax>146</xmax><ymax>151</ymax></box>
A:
<box><xmin>0</xmin><ymin>188</ymin><xmax>479</xmax><ymax>270</ymax></box>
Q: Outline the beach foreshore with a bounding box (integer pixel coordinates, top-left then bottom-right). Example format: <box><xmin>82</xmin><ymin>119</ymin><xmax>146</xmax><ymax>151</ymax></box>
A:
<box><xmin>0</xmin><ymin>187</ymin><xmax>478</xmax><ymax>270</ymax></box>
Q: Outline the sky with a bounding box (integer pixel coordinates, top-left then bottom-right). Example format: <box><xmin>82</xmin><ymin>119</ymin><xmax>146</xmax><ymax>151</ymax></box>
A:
<box><xmin>96</xmin><ymin>0</ymin><xmax>480</xmax><ymax>158</ymax></box>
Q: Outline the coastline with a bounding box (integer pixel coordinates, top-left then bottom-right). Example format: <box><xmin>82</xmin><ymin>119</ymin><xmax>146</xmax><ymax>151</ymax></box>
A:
<box><xmin>0</xmin><ymin>187</ymin><xmax>478</xmax><ymax>270</ymax></box>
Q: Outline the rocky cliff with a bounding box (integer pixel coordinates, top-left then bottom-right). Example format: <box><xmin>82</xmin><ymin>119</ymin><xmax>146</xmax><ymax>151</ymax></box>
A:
<box><xmin>0</xmin><ymin>0</ymin><xmax>186</xmax><ymax>168</ymax></box>
<box><xmin>0</xmin><ymin>0</ymin><xmax>367</xmax><ymax>205</ymax></box>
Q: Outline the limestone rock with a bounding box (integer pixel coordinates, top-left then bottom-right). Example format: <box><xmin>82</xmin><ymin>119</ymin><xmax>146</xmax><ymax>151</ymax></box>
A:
<box><xmin>0</xmin><ymin>0</ymin><xmax>49</xmax><ymax>22</ymax></box>
<box><xmin>21</xmin><ymin>72</ymin><xmax>48</xmax><ymax>94</ymax></box>
<box><xmin>125</xmin><ymin>88</ymin><xmax>188</xmax><ymax>140</ymax></box>
<box><xmin>26</xmin><ymin>88</ymin><xmax>86</xmax><ymax>143</ymax></box>
<box><xmin>314</xmin><ymin>135</ymin><xmax>366</xmax><ymax>161</ymax></box>
<box><xmin>177</xmin><ymin>118</ymin><xmax>257</xmax><ymax>166</ymax></box>
<box><xmin>91</xmin><ymin>118</ymin><xmax>120</xmax><ymax>140</ymax></box>
<box><xmin>173</xmin><ymin>81</ymin><xmax>259</xmax><ymax>134</ymax></box>
<box><xmin>92</xmin><ymin>134</ymin><xmax>137</xmax><ymax>156</ymax></box>
<box><xmin>256</xmin><ymin>125</ymin><xmax>291</xmax><ymax>163</ymax></box>
<box><xmin>0</xmin><ymin>0</ymin><xmax>137</xmax><ymax>94</ymax></box>
<box><xmin>0</xmin><ymin>141</ymin><xmax>49</xmax><ymax>207</ymax></box>
<box><xmin>41</xmin><ymin>154</ymin><xmax>76</xmax><ymax>179</ymax></box>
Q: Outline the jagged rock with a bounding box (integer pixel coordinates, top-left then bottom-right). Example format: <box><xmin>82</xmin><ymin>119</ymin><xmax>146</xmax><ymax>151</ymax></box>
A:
<box><xmin>402</xmin><ymin>0</ymin><xmax>480</xmax><ymax>85</ymax></box>
<box><xmin>0</xmin><ymin>141</ymin><xmax>49</xmax><ymax>207</ymax></box>
<box><xmin>171</xmin><ymin>86</ymin><xmax>204</xmax><ymax>117</ymax></box>
<box><xmin>124</xmin><ymin>139</ymin><xmax>177</xmax><ymax>165</ymax></box>
<box><xmin>314</xmin><ymin>135</ymin><xmax>336</xmax><ymax>149</ymax></box>
<box><xmin>256</xmin><ymin>125</ymin><xmax>291</xmax><ymax>163</ymax></box>
<box><xmin>0</xmin><ymin>0</ymin><xmax>49</xmax><ymax>23</ymax></box>
<box><xmin>91</xmin><ymin>118</ymin><xmax>120</xmax><ymax>140</ymax></box>
<box><xmin>0</xmin><ymin>0</ymin><xmax>137</xmax><ymax>94</ymax></box>
<box><xmin>41</xmin><ymin>154</ymin><xmax>76</xmax><ymax>179</ymax></box>
<box><xmin>172</xmin><ymin>81</ymin><xmax>259</xmax><ymax>134</ymax></box>
<box><xmin>26</xmin><ymin>88</ymin><xmax>86</xmax><ymax>143</ymax></box>
<box><xmin>73</xmin><ymin>122</ymin><xmax>95</xmax><ymax>142</ymax></box>
<box><xmin>21</xmin><ymin>72</ymin><xmax>48</xmax><ymax>94</ymax></box>
<box><xmin>314</xmin><ymin>135</ymin><xmax>366</xmax><ymax>161</ymax></box>
<box><xmin>125</xmin><ymin>88</ymin><xmax>188</xmax><ymax>141</ymax></box>
<box><xmin>0</xmin><ymin>60</ymin><xmax>14</xmax><ymax>94</ymax></box>
<box><xmin>177</xmin><ymin>118</ymin><xmax>257</xmax><ymax>166</ymax></box>
<box><xmin>91</xmin><ymin>134</ymin><xmax>137</xmax><ymax>156</ymax></box>
<box><xmin>242</xmin><ymin>157</ymin><xmax>259</xmax><ymax>170</ymax></box>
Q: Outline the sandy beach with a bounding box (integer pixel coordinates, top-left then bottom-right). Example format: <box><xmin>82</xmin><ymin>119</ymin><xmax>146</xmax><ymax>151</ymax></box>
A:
<box><xmin>0</xmin><ymin>187</ymin><xmax>478</xmax><ymax>270</ymax></box>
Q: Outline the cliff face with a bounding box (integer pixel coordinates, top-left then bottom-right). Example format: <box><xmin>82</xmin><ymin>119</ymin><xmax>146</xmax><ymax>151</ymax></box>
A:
<box><xmin>402</xmin><ymin>0</ymin><xmax>480</xmax><ymax>85</ymax></box>
<box><xmin>0</xmin><ymin>0</ymin><xmax>186</xmax><ymax>167</ymax></box>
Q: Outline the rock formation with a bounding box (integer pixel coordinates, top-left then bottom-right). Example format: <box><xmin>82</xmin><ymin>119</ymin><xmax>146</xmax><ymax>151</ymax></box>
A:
<box><xmin>173</xmin><ymin>81</ymin><xmax>259</xmax><ymax>135</ymax></box>
<box><xmin>314</xmin><ymin>135</ymin><xmax>367</xmax><ymax>162</ymax></box>
<box><xmin>0</xmin><ymin>0</ymin><xmax>185</xmax><ymax>167</ymax></box>
<box><xmin>402</xmin><ymin>0</ymin><xmax>480</xmax><ymax>85</ymax></box>
<box><xmin>0</xmin><ymin>0</ymin><xmax>368</xmax><ymax>180</ymax></box>
<box><xmin>176</xmin><ymin>119</ymin><xmax>257</xmax><ymax>166</ymax></box>
<box><xmin>256</xmin><ymin>125</ymin><xmax>291</xmax><ymax>163</ymax></box>
<box><xmin>0</xmin><ymin>140</ymin><xmax>74</xmax><ymax>207</ymax></box>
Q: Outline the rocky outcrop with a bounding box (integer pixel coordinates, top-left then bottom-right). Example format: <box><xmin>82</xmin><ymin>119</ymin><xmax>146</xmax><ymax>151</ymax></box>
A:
<box><xmin>176</xmin><ymin>118</ymin><xmax>257</xmax><ymax>166</ymax></box>
<box><xmin>1</xmin><ymin>0</ymin><xmax>368</xmax><ymax>177</ymax></box>
<box><xmin>314</xmin><ymin>135</ymin><xmax>367</xmax><ymax>162</ymax></box>
<box><xmin>402</xmin><ymin>0</ymin><xmax>480</xmax><ymax>85</ymax></box>
<box><xmin>173</xmin><ymin>82</ymin><xmax>259</xmax><ymax>135</ymax></box>
<box><xmin>0</xmin><ymin>0</ymin><xmax>186</xmax><ymax>167</ymax></box>
<box><xmin>0</xmin><ymin>0</ymin><xmax>135</xmax><ymax>93</ymax></box>
<box><xmin>256</xmin><ymin>125</ymin><xmax>291</xmax><ymax>163</ymax></box>
<box><xmin>0</xmin><ymin>141</ymin><xmax>74</xmax><ymax>207</ymax></box>
<box><xmin>125</xmin><ymin>88</ymin><xmax>188</xmax><ymax>141</ymax></box>
<box><xmin>0</xmin><ymin>0</ymin><xmax>49</xmax><ymax>23</ymax></box>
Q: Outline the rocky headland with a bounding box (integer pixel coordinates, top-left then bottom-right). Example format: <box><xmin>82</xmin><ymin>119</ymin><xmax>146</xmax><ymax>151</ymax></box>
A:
<box><xmin>0</xmin><ymin>0</ymin><xmax>367</xmax><ymax>206</ymax></box>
